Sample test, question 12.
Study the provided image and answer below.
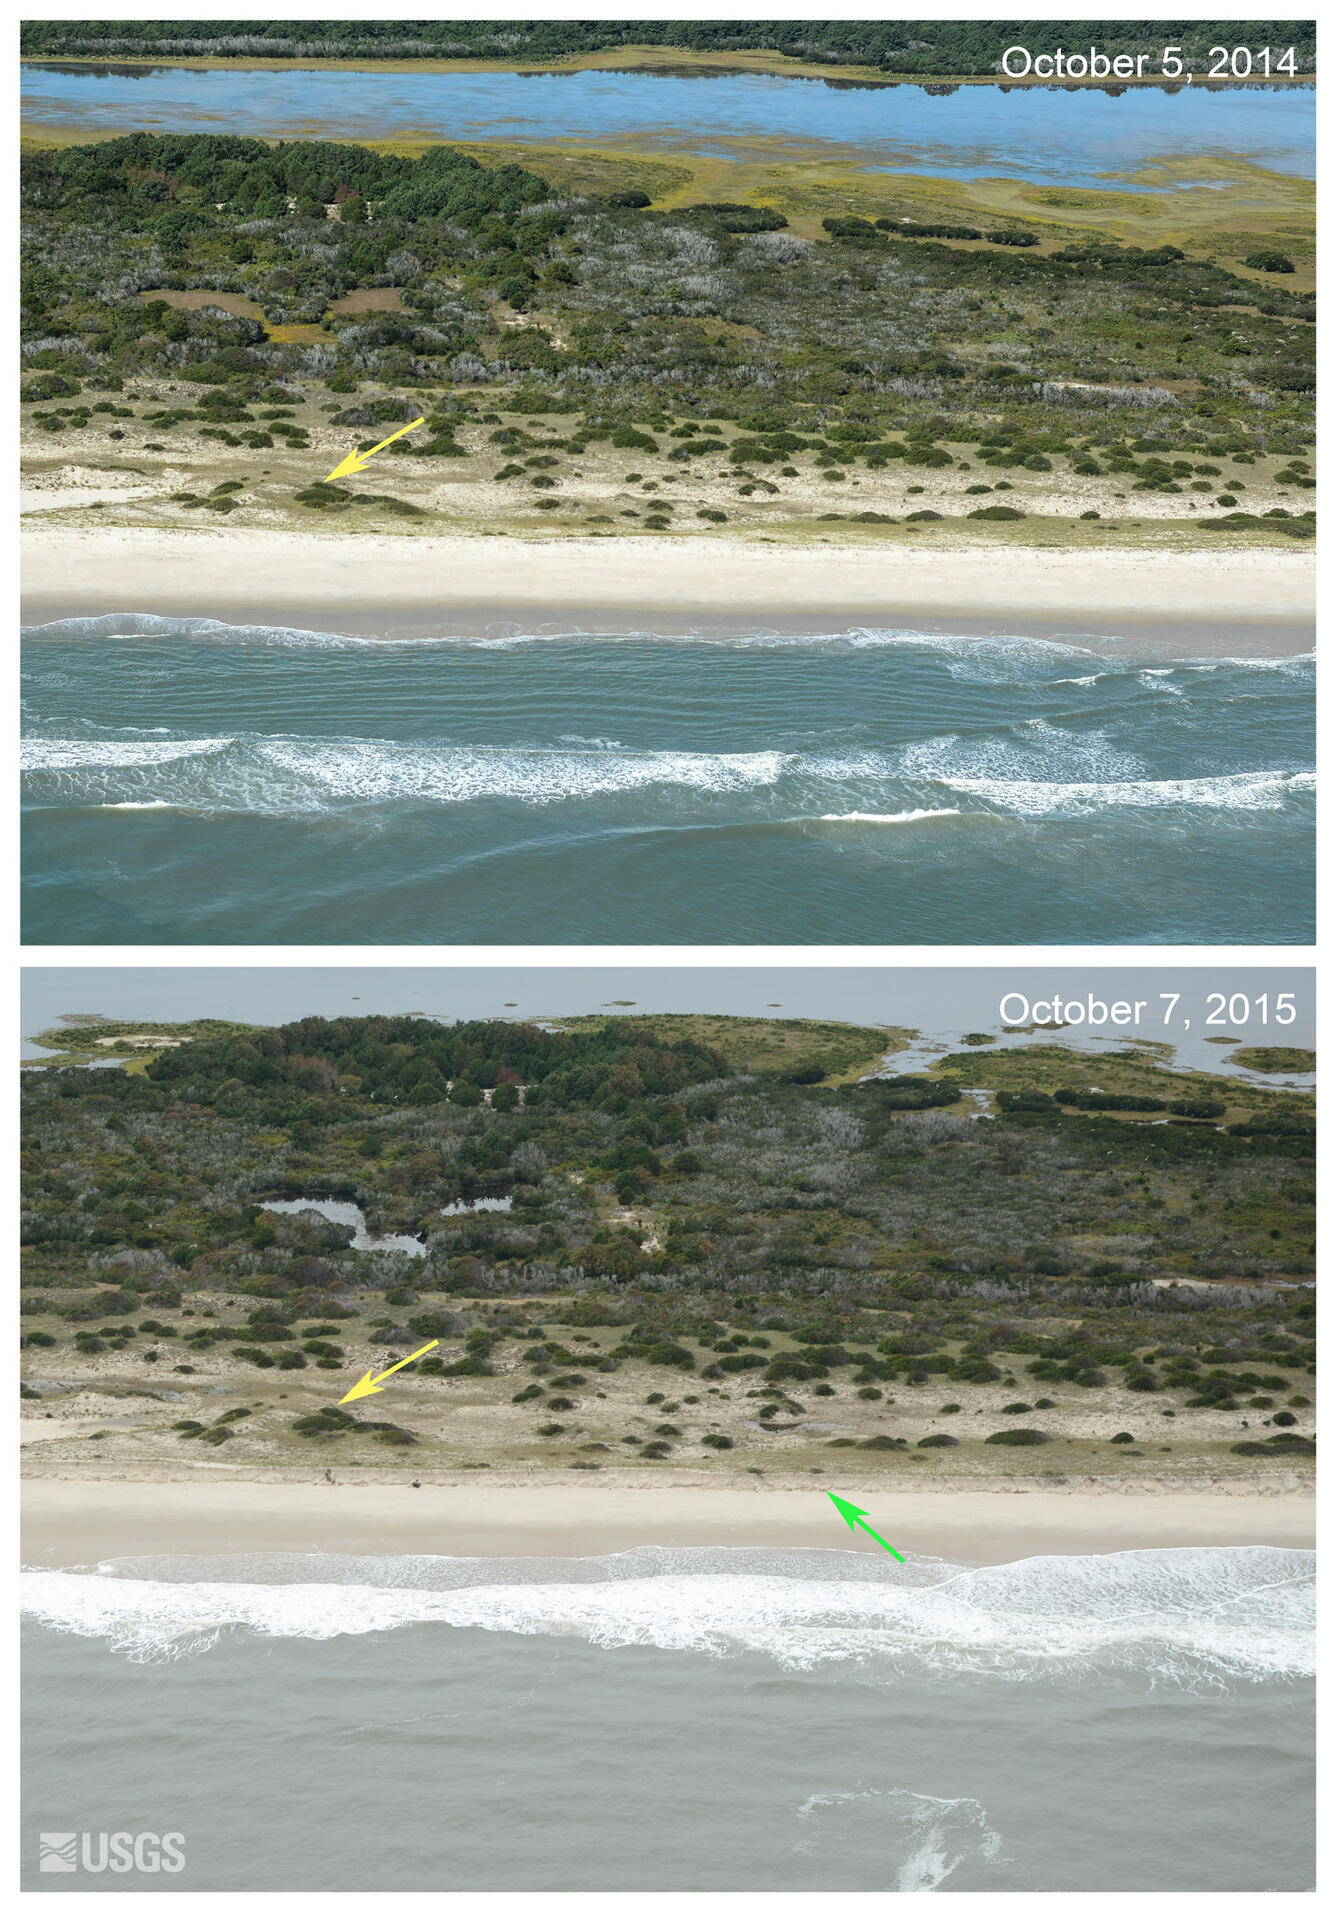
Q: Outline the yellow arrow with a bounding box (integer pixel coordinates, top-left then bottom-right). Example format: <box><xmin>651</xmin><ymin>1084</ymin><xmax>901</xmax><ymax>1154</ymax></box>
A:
<box><xmin>323</xmin><ymin>416</ymin><xmax>425</xmax><ymax>483</ymax></box>
<box><xmin>340</xmin><ymin>1338</ymin><xmax>439</xmax><ymax>1404</ymax></box>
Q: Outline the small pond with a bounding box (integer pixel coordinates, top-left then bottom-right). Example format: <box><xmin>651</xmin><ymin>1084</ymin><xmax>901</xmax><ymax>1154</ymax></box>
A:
<box><xmin>259</xmin><ymin>1196</ymin><xmax>427</xmax><ymax>1258</ymax></box>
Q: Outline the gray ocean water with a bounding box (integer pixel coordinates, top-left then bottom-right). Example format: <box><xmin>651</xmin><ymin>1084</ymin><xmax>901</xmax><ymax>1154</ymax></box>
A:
<box><xmin>21</xmin><ymin>620</ymin><xmax>1315</xmax><ymax>944</ymax></box>
<box><xmin>22</xmin><ymin>1545</ymin><xmax>1315</xmax><ymax>1891</ymax></box>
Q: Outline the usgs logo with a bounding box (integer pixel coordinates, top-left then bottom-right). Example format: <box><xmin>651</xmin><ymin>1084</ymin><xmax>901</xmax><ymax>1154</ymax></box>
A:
<box><xmin>39</xmin><ymin>1831</ymin><xmax>186</xmax><ymax>1874</ymax></box>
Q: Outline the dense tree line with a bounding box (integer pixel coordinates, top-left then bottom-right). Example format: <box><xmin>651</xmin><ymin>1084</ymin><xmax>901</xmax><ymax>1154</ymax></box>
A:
<box><xmin>20</xmin><ymin>20</ymin><xmax>1317</xmax><ymax>76</ymax></box>
<box><xmin>143</xmin><ymin>1014</ymin><xmax>727</xmax><ymax>1108</ymax></box>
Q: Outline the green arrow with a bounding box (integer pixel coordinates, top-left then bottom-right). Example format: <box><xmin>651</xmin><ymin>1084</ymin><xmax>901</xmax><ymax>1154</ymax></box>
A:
<box><xmin>827</xmin><ymin>1492</ymin><xmax>906</xmax><ymax>1562</ymax></box>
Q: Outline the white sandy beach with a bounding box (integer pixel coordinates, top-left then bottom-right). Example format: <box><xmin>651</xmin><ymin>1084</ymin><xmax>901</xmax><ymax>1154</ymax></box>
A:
<box><xmin>22</xmin><ymin>1475</ymin><xmax>1315</xmax><ymax>1568</ymax></box>
<box><xmin>22</xmin><ymin>524</ymin><xmax>1314</xmax><ymax>642</ymax></box>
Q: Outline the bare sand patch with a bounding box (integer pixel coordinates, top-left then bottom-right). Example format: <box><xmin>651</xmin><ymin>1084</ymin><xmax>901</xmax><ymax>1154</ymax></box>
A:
<box><xmin>21</xmin><ymin>1474</ymin><xmax>1315</xmax><ymax>1569</ymax></box>
<box><xmin>326</xmin><ymin>287</ymin><xmax>405</xmax><ymax>315</ymax></box>
<box><xmin>22</xmin><ymin>524</ymin><xmax>1314</xmax><ymax>651</ymax></box>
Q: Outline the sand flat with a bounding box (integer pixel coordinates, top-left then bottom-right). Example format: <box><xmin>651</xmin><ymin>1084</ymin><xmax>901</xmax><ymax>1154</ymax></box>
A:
<box><xmin>22</xmin><ymin>525</ymin><xmax>1314</xmax><ymax>649</ymax></box>
<box><xmin>21</xmin><ymin>1475</ymin><xmax>1315</xmax><ymax>1569</ymax></box>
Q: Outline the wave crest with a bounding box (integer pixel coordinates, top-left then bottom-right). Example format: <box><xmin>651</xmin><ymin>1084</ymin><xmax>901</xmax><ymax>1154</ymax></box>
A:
<box><xmin>20</xmin><ymin>1546</ymin><xmax>1314</xmax><ymax>1682</ymax></box>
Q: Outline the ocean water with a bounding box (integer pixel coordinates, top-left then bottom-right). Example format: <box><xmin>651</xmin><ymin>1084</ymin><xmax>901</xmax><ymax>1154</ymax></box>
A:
<box><xmin>21</xmin><ymin>619</ymin><xmax>1314</xmax><ymax>944</ymax></box>
<box><xmin>22</xmin><ymin>1545</ymin><xmax>1315</xmax><ymax>1891</ymax></box>
<box><xmin>20</xmin><ymin>63</ymin><xmax>1316</xmax><ymax>184</ymax></box>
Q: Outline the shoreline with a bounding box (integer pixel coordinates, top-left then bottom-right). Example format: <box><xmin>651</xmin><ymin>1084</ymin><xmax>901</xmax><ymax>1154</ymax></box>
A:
<box><xmin>20</xmin><ymin>52</ymin><xmax>1315</xmax><ymax>88</ymax></box>
<box><xmin>22</xmin><ymin>528</ymin><xmax>1315</xmax><ymax>652</ymax></box>
<box><xmin>22</xmin><ymin>1475</ymin><xmax>1315</xmax><ymax>1569</ymax></box>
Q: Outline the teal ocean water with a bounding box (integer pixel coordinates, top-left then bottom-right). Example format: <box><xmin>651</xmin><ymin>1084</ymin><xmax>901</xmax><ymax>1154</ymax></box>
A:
<box><xmin>21</xmin><ymin>619</ymin><xmax>1314</xmax><ymax>944</ymax></box>
<box><xmin>22</xmin><ymin>1545</ymin><xmax>1315</xmax><ymax>1891</ymax></box>
<box><xmin>20</xmin><ymin>62</ymin><xmax>1315</xmax><ymax>184</ymax></box>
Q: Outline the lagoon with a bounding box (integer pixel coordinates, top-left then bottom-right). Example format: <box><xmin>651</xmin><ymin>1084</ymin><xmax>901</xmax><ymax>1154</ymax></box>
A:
<box><xmin>21</xmin><ymin>62</ymin><xmax>1315</xmax><ymax>186</ymax></box>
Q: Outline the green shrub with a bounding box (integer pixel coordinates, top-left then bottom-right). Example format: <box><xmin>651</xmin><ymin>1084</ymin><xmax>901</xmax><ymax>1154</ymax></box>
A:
<box><xmin>1233</xmin><ymin>1433</ymin><xmax>1313</xmax><ymax>1455</ymax></box>
<box><xmin>1243</xmin><ymin>251</ymin><xmax>1294</xmax><ymax>273</ymax></box>
<box><xmin>985</xmin><ymin>1427</ymin><xmax>1050</xmax><ymax>1446</ymax></box>
<box><xmin>952</xmin><ymin>1357</ymin><xmax>1001</xmax><ymax>1384</ymax></box>
<box><xmin>643</xmin><ymin>1342</ymin><xmax>695</xmax><ymax>1370</ymax></box>
<box><xmin>408</xmin><ymin>1313</ymin><xmax>461</xmax><ymax>1339</ymax></box>
<box><xmin>701</xmin><ymin>1433</ymin><xmax>733</xmax><ymax>1449</ymax></box>
<box><xmin>967</xmin><ymin>504</ymin><xmax>1025</xmax><ymax>520</ymax></box>
<box><xmin>917</xmin><ymin>1434</ymin><xmax>958</xmax><ymax>1447</ymax></box>
<box><xmin>292</xmin><ymin>1406</ymin><xmax>358</xmax><ymax>1434</ymax></box>
<box><xmin>293</xmin><ymin>482</ymin><xmax>355</xmax><ymax>510</ymax></box>
<box><xmin>768</xmin><ymin>1353</ymin><xmax>821</xmax><ymax>1384</ymax></box>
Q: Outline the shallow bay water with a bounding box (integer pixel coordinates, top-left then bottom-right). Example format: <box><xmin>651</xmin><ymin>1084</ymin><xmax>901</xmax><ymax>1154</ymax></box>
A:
<box><xmin>22</xmin><ymin>1544</ymin><xmax>1315</xmax><ymax>1892</ymax></box>
<box><xmin>22</xmin><ymin>618</ymin><xmax>1314</xmax><ymax>943</ymax></box>
<box><xmin>20</xmin><ymin>62</ymin><xmax>1316</xmax><ymax>185</ymax></box>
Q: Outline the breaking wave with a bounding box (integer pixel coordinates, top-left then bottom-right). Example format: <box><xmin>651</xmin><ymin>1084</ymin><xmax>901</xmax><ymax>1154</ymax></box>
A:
<box><xmin>20</xmin><ymin>731</ymin><xmax>1316</xmax><ymax>820</ymax></box>
<box><xmin>21</xmin><ymin>1546</ymin><xmax>1314</xmax><ymax>1682</ymax></box>
<box><xmin>941</xmin><ymin>769</ymin><xmax>1316</xmax><ymax>818</ymax></box>
<box><xmin>815</xmin><ymin>809</ymin><xmax>962</xmax><ymax>824</ymax></box>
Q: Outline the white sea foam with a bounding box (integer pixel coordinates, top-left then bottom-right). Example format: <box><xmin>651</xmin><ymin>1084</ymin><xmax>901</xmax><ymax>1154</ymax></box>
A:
<box><xmin>900</xmin><ymin>721</ymin><xmax>1145</xmax><ymax>789</ymax></box>
<box><xmin>257</xmin><ymin>739</ymin><xmax>796</xmax><ymax>804</ymax></box>
<box><xmin>942</xmin><ymin>768</ymin><xmax>1316</xmax><ymax>817</ymax></box>
<box><xmin>23</xmin><ymin>612</ymin><xmax>1093</xmax><ymax>664</ymax></box>
<box><xmin>21</xmin><ymin>737</ymin><xmax>232</xmax><ymax>770</ymax></box>
<box><xmin>1137</xmin><ymin>669</ymin><xmax>1185</xmax><ymax>695</ymax></box>
<box><xmin>795</xmin><ymin>1787</ymin><xmax>1004</xmax><ymax>1890</ymax></box>
<box><xmin>815</xmin><ymin>809</ymin><xmax>962</xmax><ymax>824</ymax></box>
<box><xmin>22</xmin><ymin>728</ymin><xmax>1317</xmax><ymax>821</ymax></box>
<box><xmin>20</xmin><ymin>1547</ymin><xmax>1314</xmax><ymax>1682</ymax></box>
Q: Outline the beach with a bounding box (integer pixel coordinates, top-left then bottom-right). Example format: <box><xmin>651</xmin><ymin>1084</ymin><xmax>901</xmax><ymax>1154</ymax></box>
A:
<box><xmin>22</xmin><ymin>1473</ymin><xmax>1316</xmax><ymax>1569</ymax></box>
<box><xmin>22</xmin><ymin>525</ymin><xmax>1314</xmax><ymax>649</ymax></box>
